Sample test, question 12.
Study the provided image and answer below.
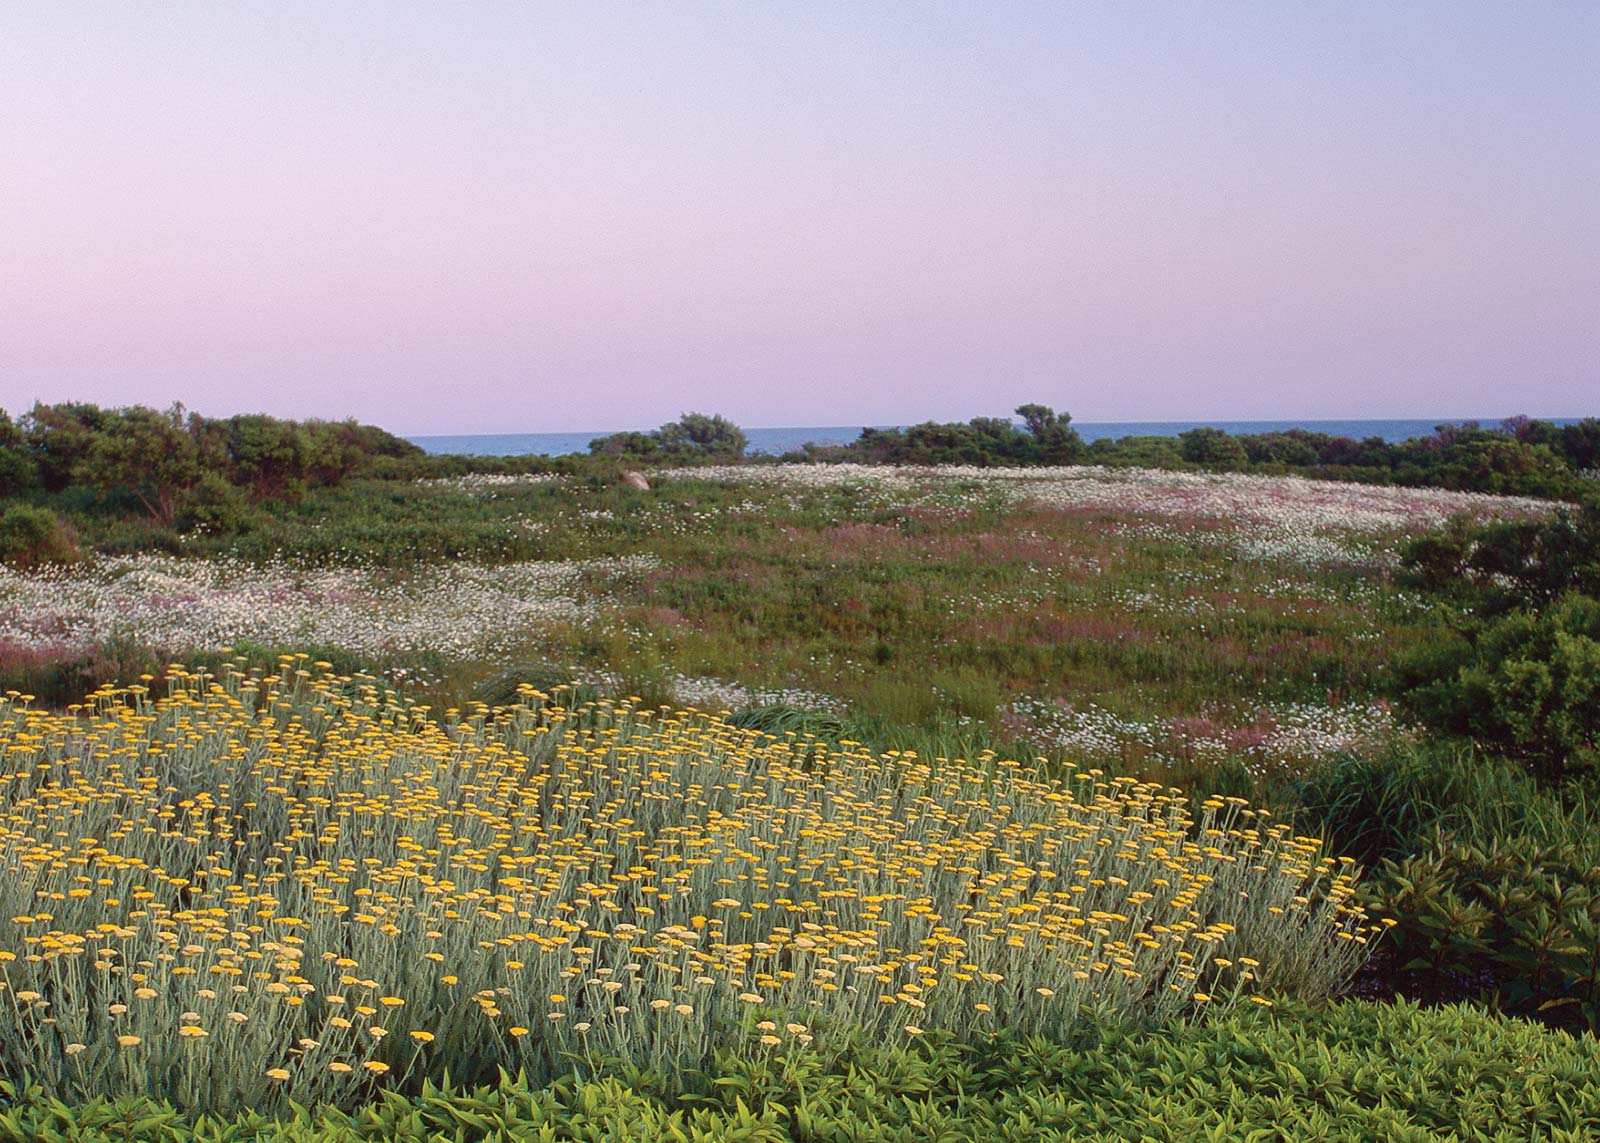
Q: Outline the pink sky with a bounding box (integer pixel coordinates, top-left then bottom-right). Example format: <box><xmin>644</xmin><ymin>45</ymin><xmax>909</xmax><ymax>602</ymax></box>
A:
<box><xmin>2</xmin><ymin>4</ymin><xmax>1595</xmax><ymax>434</ymax></box>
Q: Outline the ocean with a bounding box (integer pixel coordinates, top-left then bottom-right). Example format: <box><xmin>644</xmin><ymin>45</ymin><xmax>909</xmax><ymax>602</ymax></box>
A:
<box><xmin>408</xmin><ymin>417</ymin><xmax>1584</xmax><ymax>458</ymax></box>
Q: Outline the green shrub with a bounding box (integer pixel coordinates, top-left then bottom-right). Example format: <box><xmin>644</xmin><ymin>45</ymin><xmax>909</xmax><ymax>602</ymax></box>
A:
<box><xmin>1396</xmin><ymin>594</ymin><xmax>1600</xmax><ymax>781</ymax></box>
<box><xmin>1300</xmin><ymin>744</ymin><xmax>1600</xmax><ymax>1031</ymax></box>
<box><xmin>0</xmin><ymin>503</ymin><xmax>77</xmax><ymax>567</ymax></box>
<box><xmin>1363</xmin><ymin>785</ymin><xmax>1600</xmax><ymax>1032</ymax></box>
<box><xmin>176</xmin><ymin>470</ymin><xmax>256</xmax><ymax>534</ymax></box>
<box><xmin>0</xmin><ymin>1002</ymin><xmax>1596</xmax><ymax>1141</ymax></box>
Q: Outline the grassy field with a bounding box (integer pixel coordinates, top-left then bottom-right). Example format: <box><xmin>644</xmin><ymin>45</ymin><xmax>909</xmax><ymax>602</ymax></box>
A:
<box><xmin>0</xmin><ymin>466</ymin><xmax>1546</xmax><ymax>789</ymax></box>
<box><xmin>1</xmin><ymin>460</ymin><xmax>1595</xmax><ymax>1138</ymax></box>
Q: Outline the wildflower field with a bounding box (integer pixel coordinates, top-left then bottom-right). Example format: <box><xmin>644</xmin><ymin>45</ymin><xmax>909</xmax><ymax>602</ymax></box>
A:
<box><xmin>2</xmin><ymin>458</ymin><xmax>1599</xmax><ymax>1139</ymax></box>
<box><xmin>0</xmin><ymin>465</ymin><xmax>1549</xmax><ymax>788</ymax></box>
<box><xmin>0</xmin><ymin>661</ymin><xmax>1377</xmax><ymax>1112</ymax></box>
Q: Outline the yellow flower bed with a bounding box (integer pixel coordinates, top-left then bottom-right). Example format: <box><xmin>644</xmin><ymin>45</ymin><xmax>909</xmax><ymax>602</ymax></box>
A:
<box><xmin>0</xmin><ymin>659</ymin><xmax>1376</xmax><ymax>1110</ymax></box>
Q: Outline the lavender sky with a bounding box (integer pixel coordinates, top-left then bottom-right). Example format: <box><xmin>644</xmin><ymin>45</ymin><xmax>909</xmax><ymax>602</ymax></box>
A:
<box><xmin>2</xmin><ymin>3</ymin><xmax>1595</xmax><ymax>435</ymax></box>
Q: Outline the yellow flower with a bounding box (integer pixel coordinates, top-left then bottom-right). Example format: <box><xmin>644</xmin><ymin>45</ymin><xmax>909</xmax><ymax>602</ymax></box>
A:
<box><xmin>379</xmin><ymin>996</ymin><xmax>405</xmax><ymax>1007</ymax></box>
<box><xmin>509</xmin><ymin>1026</ymin><xmax>529</xmax><ymax>1037</ymax></box>
<box><xmin>759</xmin><ymin>1034</ymin><xmax>781</xmax><ymax>1046</ymax></box>
<box><xmin>905</xmin><ymin>1025</ymin><xmax>925</xmax><ymax>1036</ymax></box>
<box><xmin>117</xmin><ymin>1035</ymin><xmax>142</xmax><ymax>1047</ymax></box>
<box><xmin>409</xmin><ymin>1030</ymin><xmax>434</xmax><ymax>1043</ymax></box>
<box><xmin>178</xmin><ymin>1025</ymin><xmax>207</xmax><ymax>1038</ymax></box>
<box><xmin>363</xmin><ymin>1061</ymin><xmax>389</xmax><ymax>1075</ymax></box>
<box><xmin>265</xmin><ymin>1068</ymin><xmax>289</xmax><ymax>1081</ymax></box>
<box><xmin>329</xmin><ymin>1061</ymin><xmax>353</xmax><ymax>1074</ymax></box>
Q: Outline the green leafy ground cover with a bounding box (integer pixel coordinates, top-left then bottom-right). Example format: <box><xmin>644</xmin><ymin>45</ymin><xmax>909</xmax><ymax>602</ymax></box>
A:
<box><xmin>0</xmin><ymin>1004</ymin><xmax>1595</xmax><ymax>1141</ymax></box>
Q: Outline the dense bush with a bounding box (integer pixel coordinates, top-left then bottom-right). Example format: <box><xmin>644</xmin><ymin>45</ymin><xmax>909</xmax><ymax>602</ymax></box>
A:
<box><xmin>1400</xmin><ymin>502</ymin><xmax>1600</xmax><ymax>612</ymax></box>
<box><xmin>1396</xmin><ymin>504</ymin><xmax>1600</xmax><ymax>782</ymax></box>
<box><xmin>1177</xmin><ymin>426</ymin><xmax>1248</xmax><ymax>467</ymax></box>
<box><xmin>0</xmin><ymin>401</ymin><xmax>424</xmax><ymax>523</ymax></box>
<box><xmin>814</xmin><ymin>413</ymin><xmax>1600</xmax><ymax>498</ymax></box>
<box><xmin>0</xmin><ymin>503</ymin><xmax>77</xmax><ymax>567</ymax></box>
<box><xmin>1300</xmin><ymin>744</ymin><xmax>1600</xmax><ymax>1030</ymax></box>
<box><xmin>1395</xmin><ymin>594</ymin><xmax>1600</xmax><ymax>782</ymax></box>
<box><xmin>591</xmin><ymin>412</ymin><xmax>748</xmax><ymax>461</ymax></box>
<box><xmin>811</xmin><ymin>404</ymin><xmax>1084</xmax><ymax>466</ymax></box>
<box><xmin>0</xmin><ymin>1002</ymin><xmax>1595</xmax><ymax>1140</ymax></box>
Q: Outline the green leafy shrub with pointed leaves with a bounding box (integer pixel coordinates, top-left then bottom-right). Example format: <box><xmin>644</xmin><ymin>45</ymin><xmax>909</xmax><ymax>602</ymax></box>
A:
<box><xmin>0</xmin><ymin>1001</ymin><xmax>1596</xmax><ymax>1141</ymax></box>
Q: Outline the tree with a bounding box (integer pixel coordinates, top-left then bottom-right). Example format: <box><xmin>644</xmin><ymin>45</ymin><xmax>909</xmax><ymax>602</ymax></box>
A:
<box><xmin>657</xmin><ymin>413</ymin><xmax>747</xmax><ymax>460</ymax></box>
<box><xmin>226</xmin><ymin>414</ymin><xmax>311</xmax><ymax>500</ymax></box>
<box><xmin>589</xmin><ymin>430</ymin><xmax>662</xmax><ymax>460</ymax></box>
<box><xmin>0</xmin><ymin>409</ymin><xmax>37</xmax><ymax>497</ymax></box>
<box><xmin>1558</xmin><ymin>418</ymin><xmax>1600</xmax><ymax>472</ymax></box>
<box><xmin>81</xmin><ymin>404</ymin><xmax>200</xmax><ymax>524</ymax></box>
<box><xmin>1014</xmin><ymin>404</ymin><xmax>1083</xmax><ymax>463</ymax></box>
<box><xmin>1179</xmin><ymin>426</ymin><xmax>1248</xmax><ymax>467</ymax></box>
<box><xmin>21</xmin><ymin>402</ymin><xmax>109</xmax><ymax>492</ymax></box>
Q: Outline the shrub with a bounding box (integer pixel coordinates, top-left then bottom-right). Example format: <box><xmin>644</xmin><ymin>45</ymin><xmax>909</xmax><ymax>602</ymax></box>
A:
<box><xmin>0</xmin><ymin>503</ymin><xmax>77</xmax><ymax>567</ymax></box>
<box><xmin>1368</xmin><ymin>820</ymin><xmax>1600</xmax><ymax>1031</ymax></box>
<box><xmin>1396</xmin><ymin>594</ymin><xmax>1600</xmax><ymax>781</ymax></box>
<box><xmin>1399</xmin><ymin>503</ymin><xmax>1600</xmax><ymax>612</ymax></box>
<box><xmin>591</xmin><ymin>413</ymin><xmax>748</xmax><ymax>462</ymax></box>
<box><xmin>176</xmin><ymin>471</ymin><xmax>257</xmax><ymax>534</ymax></box>
<box><xmin>1178</xmin><ymin>427</ymin><xmax>1249</xmax><ymax>468</ymax></box>
<box><xmin>0</xmin><ymin>1001</ymin><xmax>1596</xmax><ymax>1140</ymax></box>
<box><xmin>1300</xmin><ymin>743</ymin><xmax>1600</xmax><ymax>1031</ymax></box>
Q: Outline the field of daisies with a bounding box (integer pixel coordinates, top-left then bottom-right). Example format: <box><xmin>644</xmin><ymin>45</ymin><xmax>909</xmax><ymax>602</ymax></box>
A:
<box><xmin>2</xmin><ymin>462</ymin><xmax>1599</xmax><ymax>1141</ymax></box>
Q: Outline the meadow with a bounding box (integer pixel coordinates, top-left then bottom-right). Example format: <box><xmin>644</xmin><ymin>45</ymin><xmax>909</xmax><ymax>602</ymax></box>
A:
<box><xmin>1</xmin><ymin>454</ymin><xmax>1598</xmax><ymax>1139</ymax></box>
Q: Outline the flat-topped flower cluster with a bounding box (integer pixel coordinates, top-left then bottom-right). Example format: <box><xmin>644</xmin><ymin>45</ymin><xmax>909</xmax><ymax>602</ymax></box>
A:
<box><xmin>413</xmin><ymin>472</ymin><xmax>566</xmax><ymax>494</ymax></box>
<box><xmin>0</xmin><ymin>554</ymin><xmax>655</xmax><ymax>658</ymax></box>
<box><xmin>1010</xmin><ymin>697</ymin><xmax>1404</xmax><ymax>779</ymax></box>
<box><xmin>0</xmin><ymin>665</ymin><xmax>1377</xmax><ymax>1111</ymax></box>
<box><xmin>655</xmin><ymin>464</ymin><xmax>1553</xmax><ymax>565</ymax></box>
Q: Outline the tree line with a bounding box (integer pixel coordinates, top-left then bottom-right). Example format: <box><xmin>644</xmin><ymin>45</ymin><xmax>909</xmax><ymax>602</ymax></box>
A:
<box><xmin>790</xmin><ymin>407</ymin><xmax>1600</xmax><ymax>500</ymax></box>
<box><xmin>0</xmin><ymin>402</ymin><xmax>423</xmax><ymax>525</ymax></box>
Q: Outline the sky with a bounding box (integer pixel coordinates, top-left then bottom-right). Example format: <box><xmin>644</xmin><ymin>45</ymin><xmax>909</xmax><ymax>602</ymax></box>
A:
<box><xmin>2</xmin><ymin>3</ymin><xmax>1596</xmax><ymax>435</ymax></box>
